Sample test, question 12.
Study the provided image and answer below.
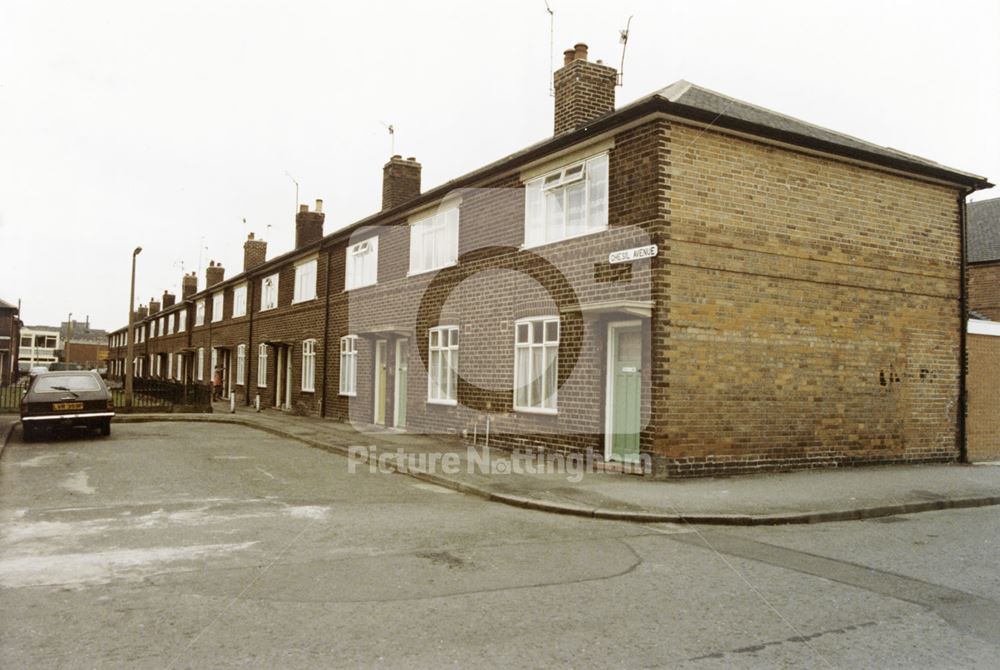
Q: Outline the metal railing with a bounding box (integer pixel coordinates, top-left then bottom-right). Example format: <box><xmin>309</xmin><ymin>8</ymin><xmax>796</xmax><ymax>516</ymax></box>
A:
<box><xmin>0</xmin><ymin>384</ymin><xmax>25</xmax><ymax>413</ymax></box>
<box><xmin>110</xmin><ymin>378</ymin><xmax>213</xmax><ymax>412</ymax></box>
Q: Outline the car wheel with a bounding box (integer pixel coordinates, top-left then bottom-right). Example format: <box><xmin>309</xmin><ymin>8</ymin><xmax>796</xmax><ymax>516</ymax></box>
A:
<box><xmin>100</xmin><ymin>419</ymin><xmax>111</xmax><ymax>437</ymax></box>
<box><xmin>22</xmin><ymin>424</ymin><xmax>35</xmax><ymax>442</ymax></box>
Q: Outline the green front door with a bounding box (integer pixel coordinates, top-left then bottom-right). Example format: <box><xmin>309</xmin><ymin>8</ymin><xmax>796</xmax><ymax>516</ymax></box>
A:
<box><xmin>610</xmin><ymin>325</ymin><xmax>642</xmax><ymax>462</ymax></box>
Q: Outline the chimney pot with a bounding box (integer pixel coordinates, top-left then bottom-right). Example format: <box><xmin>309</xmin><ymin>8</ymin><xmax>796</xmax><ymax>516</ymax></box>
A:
<box><xmin>382</xmin><ymin>155</ymin><xmax>421</xmax><ymax>210</ymax></box>
<box><xmin>295</xmin><ymin>201</ymin><xmax>325</xmax><ymax>249</ymax></box>
<box><xmin>553</xmin><ymin>42</ymin><xmax>617</xmax><ymax>135</ymax></box>
<box><xmin>205</xmin><ymin>262</ymin><xmax>225</xmax><ymax>288</ymax></box>
<box><xmin>244</xmin><ymin>232</ymin><xmax>268</xmax><ymax>271</ymax></box>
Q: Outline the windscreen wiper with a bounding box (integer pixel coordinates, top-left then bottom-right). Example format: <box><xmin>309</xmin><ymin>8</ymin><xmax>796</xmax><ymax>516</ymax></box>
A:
<box><xmin>49</xmin><ymin>385</ymin><xmax>79</xmax><ymax>398</ymax></box>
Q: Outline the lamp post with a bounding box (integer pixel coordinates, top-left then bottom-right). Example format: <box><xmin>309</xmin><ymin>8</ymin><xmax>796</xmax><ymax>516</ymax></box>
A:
<box><xmin>125</xmin><ymin>246</ymin><xmax>142</xmax><ymax>408</ymax></box>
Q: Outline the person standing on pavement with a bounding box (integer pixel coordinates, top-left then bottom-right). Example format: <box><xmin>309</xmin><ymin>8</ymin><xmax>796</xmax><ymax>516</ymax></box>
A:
<box><xmin>212</xmin><ymin>365</ymin><xmax>223</xmax><ymax>400</ymax></box>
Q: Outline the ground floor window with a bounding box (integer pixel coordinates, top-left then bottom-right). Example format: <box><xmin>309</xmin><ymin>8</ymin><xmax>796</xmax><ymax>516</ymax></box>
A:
<box><xmin>428</xmin><ymin>326</ymin><xmax>459</xmax><ymax>404</ymax></box>
<box><xmin>257</xmin><ymin>344</ymin><xmax>268</xmax><ymax>388</ymax></box>
<box><xmin>514</xmin><ymin>317</ymin><xmax>559</xmax><ymax>412</ymax></box>
<box><xmin>302</xmin><ymin>339</ymin><xmax>316</xmax><ymax>392</ymax></box>
<box><xmin>197</xmin><ymin>348</ymin><xmax>205</xmax><ymax>381</ymax></box>
<box><xmin>177</xmin><ymin>354</ymin><xmax>184</xmax><ymax>381</ymax></box>
<box><xmin>339</xmin><ymin>336</ymin><xmax>357</xmax><ymax>396</ymax></box>
<box><xmin>236</xmin><ymin>344</ymin><xmax>246</xmax><ymax>385</ymax></box>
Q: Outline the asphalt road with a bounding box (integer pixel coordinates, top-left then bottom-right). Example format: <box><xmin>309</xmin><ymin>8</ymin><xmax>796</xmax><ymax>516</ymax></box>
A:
<box><xmin>1</xmin><ymin>422</ymin><xmax>998</xmax><ymax>669</ymax></box>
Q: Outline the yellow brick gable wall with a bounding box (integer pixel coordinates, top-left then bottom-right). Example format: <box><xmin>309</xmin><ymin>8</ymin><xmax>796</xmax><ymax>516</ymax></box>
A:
<box><xmin>660</xmin><ymin>122</ymin><xmax>963</xmax><ymax>475</ymax></box>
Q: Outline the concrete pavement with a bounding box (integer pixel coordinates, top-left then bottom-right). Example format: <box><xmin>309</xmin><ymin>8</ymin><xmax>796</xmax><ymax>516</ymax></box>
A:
<box><xmin>103</xmin><ymin>404</ymin><xmax>1000</xmax><ymax>525</ymax></box>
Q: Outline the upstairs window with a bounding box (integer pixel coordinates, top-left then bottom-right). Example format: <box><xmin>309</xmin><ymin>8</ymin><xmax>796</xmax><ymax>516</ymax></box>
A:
<box><xmin>168</xmin><ymin>313</ymin><xmax>175</xmax><ymax>335</ymax></box>
<box><xmin>212</xmin><ymin>291</ymin><xmax>224</xmax><ymax>322</ymax></box>
<box><xmin>178</xmin><ymin>309</ymin><xmax>187</xmax><ymax>332</ymax></box>
<box><xmin>261</xmin><ymin>273</ymin><xmax>279</xmax><ymax>311</ymax></box>
<box><xmin>293</xmin><ymin>257</ymin><xmax>318</xmax><ymax>303</ymax></box>
<box><xmin>346</xmin><ymin>237</ymin><xmax>378</xmax><ymax>290</ymax></box>
<box><xmin>158</xmin><ymin>317</ymin><xmax>165</xmax><ymax>337</ymax></box>
<box><xmin>409</xmin><ymin>206</ymin><xmax>459</xmax><ymax>275</ymax></box>
<box><xmin>428</xmin><ymin>326</ymin><xmax>459</xmax><ymax>405</ymax></box>
<box><xmin>233</xmin><ymin>283</ymin><xmax>248</xmax><ymax>317</ymax></box>
<box><xmin>524</xmin><ymin>153</ymin><xmax>608</xmax><ymax>247</ymax></box>
<box><xmin>195</xmin><ymin>299</ymin><xmax>206</xmax><ymax>326</ymax></box>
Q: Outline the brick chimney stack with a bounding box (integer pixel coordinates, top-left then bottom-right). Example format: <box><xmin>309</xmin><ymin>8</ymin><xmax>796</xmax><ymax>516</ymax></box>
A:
<box><xmin>181</xmin><ymin>272</ymin><xmax>198</xmax><ymax>299</ymax></box>
<box><xmin>553</xmin><ymin>43</ymin><xmax>617</xmax><ymax>135</ymax></box>
<box><xmin>205</xmin><ymin>261</ymin><xmax>225</xmax><ymax>288</ymax></box>
<box><xmin>162</xmin><ymin>291</ymin><xmax>176</xmax><ymax>308</ymax></box>
<box><xmin>243</xmin><ymin>232</ymin><xmax>268</xmax><ymax>271</ymax></box>
<box><xmin>382</xmin><ymin>156</ymin><xmax>421</xmax><ymax>210</ymax></box>
<box><xmin>137</xmin><ymin>305</ymin><xmax>148</xmax><ymax>320</ymax></box>
<box><xmin>149</xmin><ymin>298</ymin><xmax>161</xmax><ymax>314</ymax></box>
<box><xmin>295</xmin><ymin>200</ymin><xmax>325</xmax><ymax>249</ymax></box>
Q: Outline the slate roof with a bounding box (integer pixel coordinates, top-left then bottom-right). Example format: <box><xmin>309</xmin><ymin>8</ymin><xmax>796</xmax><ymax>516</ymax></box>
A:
<box><xmin>0</xmin><ymin>298</ymin><xmax>17</xmax><ymax>310</ymax></box>
<box><xmin>967</xmin><ymin>197</ymin><xmax>1000</xmax><ymax>263</ymax></box>
<box><xmin>654</xmin><ymin>81</ymin><xmax>988</xmax><ymax>186</ymax></box>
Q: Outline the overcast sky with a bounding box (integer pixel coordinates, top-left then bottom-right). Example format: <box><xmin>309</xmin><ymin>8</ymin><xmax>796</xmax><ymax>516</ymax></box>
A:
<box><xmin>2</xmin><ymin>0</ymin><xmax>998</xmax><ymax>330</ymax></box>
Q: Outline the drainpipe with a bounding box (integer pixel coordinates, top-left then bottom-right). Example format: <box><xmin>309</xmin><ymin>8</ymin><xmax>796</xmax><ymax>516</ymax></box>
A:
<box><xmin>246</xmin><ymin>278</ymin><xmax>255</xmax><ymax>407</ymax></box>
<box><xmin>958</xmin><ymin>191</ymin><xmax>969</xmax><ymax>463</ymax></box>
<box><xmin>320</xmin><ymin>249</ymin><xmax>332</xmax><ymax>418</ymax></box>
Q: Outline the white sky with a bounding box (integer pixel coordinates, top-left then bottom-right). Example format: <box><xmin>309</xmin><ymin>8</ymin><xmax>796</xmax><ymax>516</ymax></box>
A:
<box><xmin>2</xmin><ymin>0</ymin><xmax>998</xmax><ymax>329</ymax></box>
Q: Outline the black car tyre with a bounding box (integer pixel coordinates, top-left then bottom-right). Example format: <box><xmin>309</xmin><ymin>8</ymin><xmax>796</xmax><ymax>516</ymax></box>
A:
<box><xmin>100</xmin><ymin>419</ymin><xmax>111</xmax><ymax>437</ymax></box>
<box><xmin>22</xmin><ymin>423</ymin><xmax>35</xmax><ymax>442</ymax></box>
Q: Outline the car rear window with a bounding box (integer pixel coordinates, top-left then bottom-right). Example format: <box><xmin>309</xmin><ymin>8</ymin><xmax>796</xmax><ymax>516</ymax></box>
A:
<box><xmin>33</xmin><ymin>376</ymin><xmax>102</xmax><ymax>392</ymax></box>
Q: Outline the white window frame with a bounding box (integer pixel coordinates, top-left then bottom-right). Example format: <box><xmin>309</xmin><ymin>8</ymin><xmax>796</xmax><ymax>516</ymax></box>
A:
<box><xmin>408</xmin><ymin>205</ymin><xmax>459</xmax><ymax>275</ymax></box>
<box><xmin>211</xmin><ymin>291</ymin><xmax>224</xmax><ymax>323</ymax></box>
<box><xmin>195</xmin><ymin>299</ymin><xmax>206</xmax><ymax>326</ymax></box>
<box><xmin>158</xmin><ymin>317</ymin><xmax>165</xmax><ymax>337</ymax></box>
<box><xmin>178</xmin><ymin>309</ymin><xmax>187</xmax><ymax>332</ymax></box>
<box><xmin>427</xmin><ymin>325</ymin><xmax>459</xmax><ymax>405</ymax></box>
<box><xmin>167</xmin><ymin>313</ymin><xmax>175</xmax><ymax>335</ymax></box>
<box><xmin>293</xmin><ymin>257</ymin><xmax>318</xmax><ymax>304</ymax></box>
<box><xmin>257</xmin><ymin>343</ymin><xmax>268</xmax><ymax>388</ymax></box>
<box><xmin>167</xmin><ymin>352</ymin><xmax>173</xmax><ymax>379</ymax></box>
<box><xmin>345</xmin><ymin>237</ymin><xmax>378</xmax><ymax>290</ymax></box>
<box><xmin>523</xmin><ymin>152</ymin><xmax>608</xmax><ymax>248</ymax></box>
<box><xmin>236</xmin><ymin>344</ymin><xmax>246</xmax><ymax>385</ymax></box>
<box><xmin>233</xmin><ymin>283</ymin><xmax>248</xmax><ymax>318</ymax></box>
<box><xmin>301</xmin><ymin>339</ymin><xmax>316</xmax><ymax>392</ymax></box>
<box><xmin>339</xmin><ymin>335</ymin><xmax>357</xmax><ymax>396</ymax></box>
<box><xmin>513</xmin><ymin>316</ymin><xmax>559</xmax><ymax>414</ymax></box>
<box><xmin>176</xmin><ymin>353</ymin><xmax>184</xmax><ymax>381</ymax></box>
<box><xmin>261</xmin><ymin>273</ymin><xmax>279</xmax><ymax>311</ymax></box>
<box><xmin>197</xmin><ymin>347</ymin><xmax>205</xmax><ymax>381</ymax></box>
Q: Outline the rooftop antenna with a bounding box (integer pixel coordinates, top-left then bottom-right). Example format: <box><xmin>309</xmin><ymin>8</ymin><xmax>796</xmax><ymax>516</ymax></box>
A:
<box><xmin>196</xmin><ymin>237</ymin><xmax>208</xmax><ymax>280</ymax></box>
<box><xmin>544</xmin><ymin>0</ymin><xmax>555</xmax><ymax>96</ymax></box>
<box><xmin>265</xmin><ymin>223</ymin><xmax>273</xmax><ymax>241</ymax></box>
<box><xmin>380</xmin><ymin>121</ymin><xmax>395</xmax><ymax>155</ymax></box>
<box><xmin>618</xmin><ymin>15</ymin><xmax>633</xmax><ymax>87</ymax></box>
<box><xmin>284</xmin><ymin>171</ymin><xmax>299</xmax><ymax>213</ymax></box>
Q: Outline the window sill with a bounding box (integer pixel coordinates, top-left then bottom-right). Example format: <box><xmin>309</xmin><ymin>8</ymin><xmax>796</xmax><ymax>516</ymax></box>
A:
<box><xmin>301</xmin><ymin>389</ymin><xmax>315</xmax><ymax>394</ymax></box>
<box><xmin>427</xmin><ymin>398</ymin><xmax>458</xmax><ymax>407</ymax></box>
<box><xmin>344</xmin><ymin>283</ymin><xmax>376</xmax><ymax>292</ymax></box>
<box><xmin>520</xmin><ymin>226</ymin><xmax>609</xmax><ymax>253</ymax></box>
<box><xmin>291</xmin><ymin>297</ymin><xmax>317</xmax><ymax>306</ymax></box>
<box><xmin>407</xmin><ymin>261</ymin><xmax>456</xmax><ymax>278</ymax></box>
<box><xmin>339</xmin><ymin>391</ymin><xmax>357</xmax><ymax>397</ymax></box>
<box><xmin>513</xmin><ymin>405</ymin><xmax>558</xmax><ymax>416</ymax></box>
<box><xmin>259</xmin><ymin>307</ymin><xmax>277</xmax><ymax>313</ymax></box>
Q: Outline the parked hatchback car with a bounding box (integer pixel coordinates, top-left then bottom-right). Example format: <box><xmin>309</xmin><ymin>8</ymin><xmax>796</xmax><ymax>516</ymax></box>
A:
<box><xmin>20</xmin><ymin>371</ymin><xmax>115</xmax><ymax>441</ymax></box>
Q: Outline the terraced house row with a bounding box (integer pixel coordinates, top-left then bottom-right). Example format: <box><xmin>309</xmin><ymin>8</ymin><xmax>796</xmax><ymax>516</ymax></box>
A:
<box><xmin>108</xmin><ymin>44</ymin><xmax>992</xmax><ymax>477</ymax></box>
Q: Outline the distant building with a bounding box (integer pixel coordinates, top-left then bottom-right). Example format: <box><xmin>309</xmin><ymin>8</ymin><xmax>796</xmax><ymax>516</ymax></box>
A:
<box><xmin>18</xmin><ymin>325</ymin><xmax>61</xmax><ymax>371</ymax></box>
<box><xmin>60</xmin><ymin>317</ymin><xmax>110</xmax><ymax>370</ymax></box>
<box><xmin>968</xmin><ymin>197</ymin><xmax>1000</xmax><ymax>321</ymax></box>
<box><xmin>0</xmin><ymin>298</ymin><xmax>21</xmax><ymax>384</ymax></box>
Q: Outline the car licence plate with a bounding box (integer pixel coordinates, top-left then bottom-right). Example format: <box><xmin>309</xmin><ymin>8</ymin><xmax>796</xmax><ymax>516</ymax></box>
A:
<box><xmin>52</xmin><ymin>402</ymin><xmax>84</xmax><ymax>411</ymax></box>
